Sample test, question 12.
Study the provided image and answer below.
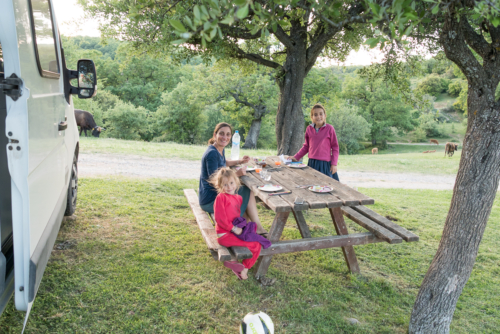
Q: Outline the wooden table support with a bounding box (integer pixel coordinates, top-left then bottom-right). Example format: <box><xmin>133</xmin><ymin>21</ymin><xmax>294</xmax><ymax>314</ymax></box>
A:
<box><xmin>254</xmin><ymin>211</ymin><xmax>290</xmax><ymax>278</ymax></box>
<box><xmin>292</xmin><ymin>210</ymin><xmax>312</xmax><ymax>238</ymax></box>
<box><xmin>329</xmin><ymin>207</ymin><xmax>360</xmax><ymax>273</ymax></box>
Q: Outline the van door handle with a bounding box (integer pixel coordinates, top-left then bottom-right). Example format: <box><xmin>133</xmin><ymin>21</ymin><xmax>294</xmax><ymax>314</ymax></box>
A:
<box><xmin>58</xmin><ymin>121</ymin><xmax>68</xmax><ymax>131</ymax></box>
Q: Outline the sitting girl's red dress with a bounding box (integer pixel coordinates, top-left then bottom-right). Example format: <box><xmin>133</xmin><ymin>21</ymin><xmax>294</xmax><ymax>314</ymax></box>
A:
<box><xmin>214</xmin><ymin>192</ymin><xmax>261</xmax><ymax>269</ymax></box>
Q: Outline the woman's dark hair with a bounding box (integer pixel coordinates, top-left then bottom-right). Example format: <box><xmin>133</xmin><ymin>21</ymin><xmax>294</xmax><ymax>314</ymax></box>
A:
<box><xmin>208</xmin><ymin>122</ymin><xmax>233</xmax><ymax>145</ymax></box>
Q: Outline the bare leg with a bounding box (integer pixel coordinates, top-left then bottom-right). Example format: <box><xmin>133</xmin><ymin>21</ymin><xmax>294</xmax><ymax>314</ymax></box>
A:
<box><xmin>240</xmin><ymin>268</ymin><xmax>249</xmax><ymax>280</ymax></box>
<box><xmin>244</xmin><ymin>191</ymin><xmax>267</xmax><ymax>234</ymax></box>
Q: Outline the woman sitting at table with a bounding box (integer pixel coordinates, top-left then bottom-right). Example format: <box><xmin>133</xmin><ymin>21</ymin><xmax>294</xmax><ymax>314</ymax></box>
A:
<box><xmin>199</xmin><ymin>122</ymin><xmax>268</xmax><ymax>237</ymax></box>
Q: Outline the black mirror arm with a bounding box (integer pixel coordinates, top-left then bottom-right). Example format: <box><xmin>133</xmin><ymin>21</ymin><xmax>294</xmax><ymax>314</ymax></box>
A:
<box><xmin>67</xmin><ymin>70</ymin><xmax>79</xmax><ymax>95</ymax></box>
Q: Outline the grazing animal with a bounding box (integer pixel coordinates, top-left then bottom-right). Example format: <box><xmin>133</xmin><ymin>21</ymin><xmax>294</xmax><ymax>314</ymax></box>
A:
<box><xmin>75</xmin><ymin>109</ymin><xmax>103</xmax><ymax>137</ymax></box>
<box><xmin>372</xmin><ymin>148</ymin><xmax>378</xmax><ymax>154</ymax></box>
<box><xmin>423</xmin><ymin>150</ymin><xmax>436</xmax><ymax>153</ymax></box>
<box><xmin>430</xmin><ymin>139</ymin><xmax>439</xmax><ymax>145</ymax></box>
<box><xmin>444</xmin><ymin>142</ymin><xmax>459</xmax><ymax>157</ymax></box>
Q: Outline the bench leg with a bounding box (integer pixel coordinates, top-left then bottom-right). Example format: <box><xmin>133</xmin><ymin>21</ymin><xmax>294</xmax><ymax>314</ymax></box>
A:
<box><xmin>292</xmin><ymin>210</ymin><xmax>312</xmax><ymax>238</ymax></box>
<box><xmin>329</xmin><ymin>207</ymin><xmax>360</xmax><ymax>274</ymax></box>
<box><xmin>254</xmin><ymin>212</ymin><xmax>290</xmax><ymax>278</ymax></box>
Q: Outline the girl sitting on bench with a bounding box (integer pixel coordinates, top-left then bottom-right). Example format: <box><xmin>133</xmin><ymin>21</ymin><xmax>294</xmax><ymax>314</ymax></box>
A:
<box><xmin>211</xmin><ymin>167</ymin><xmax>261</xmax><ymax>280</ymax></box>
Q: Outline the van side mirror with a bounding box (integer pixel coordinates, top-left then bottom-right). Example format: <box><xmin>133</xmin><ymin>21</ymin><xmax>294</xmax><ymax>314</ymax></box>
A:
<box><xmin>77</xmin><ymin>59</ymin><xmax>97</xmax><ymax>99</ymax></box>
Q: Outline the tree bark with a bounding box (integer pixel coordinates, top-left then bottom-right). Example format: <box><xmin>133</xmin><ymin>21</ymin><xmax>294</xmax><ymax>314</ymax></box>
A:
<box><xmin>243</xmin><ymin>117</ymin><xmax>262</xmax><ymax>149</ymax></box>
<box><xmin>409</xmin><ymin>13</ymin><xmax>500</xmax><ymax>333</ymax></box>
<box><xmin>275</xmin><ymin>23</ymin><xmax>308</xmax><ymax>155</ymax></box>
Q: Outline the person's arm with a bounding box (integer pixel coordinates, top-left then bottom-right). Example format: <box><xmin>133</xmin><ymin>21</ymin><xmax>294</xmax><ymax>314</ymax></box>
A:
<box><xmin>294</xmin><ymin>129</ymin><xmax>310</xmax><ymax>161</ymax></box>
<box><xmin>330</xmin><ymin>126</ymin><xmax>339</xmax><ymax>168</ymax></box>
<box><xmin>226</xmin><ymin>155</ymin><xmax>250</xmax><ymax>167</ymax></box>
<box><xmin>214</xmin><ymin>196</ymin><xmax>234</xmax><ymax>232</ymax></box>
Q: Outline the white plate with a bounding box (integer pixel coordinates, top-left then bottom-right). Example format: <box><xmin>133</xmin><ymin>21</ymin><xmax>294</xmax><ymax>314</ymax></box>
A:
<box><xmin>258</xmin><ymin>184</ymin><xmax>283</xmax><ymax>192</ymax></box>
<box><xmin>308</xmin><ymin>186</ymin><xmax>333</xmax><ymax>193</ymax></box>
<box><xmin>236</xmin><ymin>166</ymin><xmax>257</xmax><ymax>171</ymax></box>
<box><xmin>289</xmin><ymin>163</ymin><xmax>307</xmax><ymax>168</ymax></box>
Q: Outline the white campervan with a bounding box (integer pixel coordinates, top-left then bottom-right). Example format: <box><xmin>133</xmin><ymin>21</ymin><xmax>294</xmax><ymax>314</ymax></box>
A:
<box><xmin>0</xmin><ymin>0</ymin><xmax>96</xmax><ymax>319</ymax></box>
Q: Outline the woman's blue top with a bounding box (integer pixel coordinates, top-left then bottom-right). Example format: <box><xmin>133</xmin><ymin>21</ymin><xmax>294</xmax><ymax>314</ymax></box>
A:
<box><xmin>199</xmin><ymin>145</ymin><xmax>226</xmax><ymax>205</ymax></box>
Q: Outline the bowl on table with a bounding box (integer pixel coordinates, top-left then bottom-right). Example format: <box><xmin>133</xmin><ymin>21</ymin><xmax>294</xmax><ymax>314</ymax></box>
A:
<box><xmin>253</xmin><ymin>157</ymin><xmax>267</xmax><ymax>168</ymax></box>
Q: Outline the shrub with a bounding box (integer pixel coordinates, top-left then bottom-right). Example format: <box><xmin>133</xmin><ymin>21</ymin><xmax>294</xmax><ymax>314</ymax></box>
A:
<box><xmin>448</xmin><ymin>80</ymin><xmax>465</xmax><ymax>96</ymax></box>
<box><xmin>153</xmin><ymin>81</ymin><xmax>207</xmax><ymax>144</ymax></box>
<box><xmin>414</xmin><ymin>74</ymin><xmax>449</xmax><ymax>97</ymax></box>
<box><xmin>105</xmin><ymin>102</ymin><xmax>149</xmax><ymax>140</ymax></box>
<box><xmin>327</xmin><ymin>103</ymin><xmax>371</xmax><ymax>154</ymax></box>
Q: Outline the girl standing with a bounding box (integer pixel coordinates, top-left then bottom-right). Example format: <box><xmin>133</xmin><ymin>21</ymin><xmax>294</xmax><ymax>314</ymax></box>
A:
<box><xmin>287</xmin><ymin>104</ymin><xmax>340</xmax><ymax>181</ymax></box>
<box><xmin>211</xmin><ymin>167</ymin><xmax>262</xmax><ymax>280</ymax></box>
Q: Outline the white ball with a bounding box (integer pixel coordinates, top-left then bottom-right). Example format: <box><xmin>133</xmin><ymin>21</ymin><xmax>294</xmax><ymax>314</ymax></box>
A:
<box><xmin>240</xmin><ymin>311</ymin><xmax>274</xmax><ymax>334</ymax></box>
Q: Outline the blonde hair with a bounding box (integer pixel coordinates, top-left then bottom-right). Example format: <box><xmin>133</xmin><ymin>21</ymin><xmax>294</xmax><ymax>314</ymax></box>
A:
<box><xmin>310</xmin><ymin>103</ymin><xmax>326</xmax><ymax>117</ymax></box>
<box><xmin>209</xmin><ymin>167</ymin><xmax>240</xmax><ymax>193</ymax></box>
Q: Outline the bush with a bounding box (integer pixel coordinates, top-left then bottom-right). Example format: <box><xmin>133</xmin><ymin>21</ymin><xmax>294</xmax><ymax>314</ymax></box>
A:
<box><xmin>417</xmin><ymin>112</ymin><xmax>444</xmax><ymax>137</ymax></box>
<box><xmin>327</xmin><ymin>102</ymin><xmax>371</xmax><ymax>154</ymax></box>
<box><xmin>105</xmin><ymin>102</ymin><xmax>149</xmax><ymax>140</ymax></box>
<box><xmin>153</xmin><ymin>81</ymin><xmax>207</xmax><ymax>144</ymax></box>
<box><xmin>415</xmin><ymin>74</ymin><xmax>449</xmax><ymax>97</ymax></box>
<box><xmin>447</xmin><ymin>80</ymin><xmax>465</xmax><ymax>97</ymax></box>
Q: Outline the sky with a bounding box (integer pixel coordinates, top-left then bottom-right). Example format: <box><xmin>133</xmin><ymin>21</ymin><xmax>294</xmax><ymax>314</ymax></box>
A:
<box><xmin>52</xmin><ymin>0</ymin><xmax>383</xmax><ymax>66</ymax></box>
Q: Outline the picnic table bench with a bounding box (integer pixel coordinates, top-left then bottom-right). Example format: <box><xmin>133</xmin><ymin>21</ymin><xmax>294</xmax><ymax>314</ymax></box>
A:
<box><xmin>184</xmin><ymin>156</ymin><xmax>418</xmax><ymax>278</ymax></box>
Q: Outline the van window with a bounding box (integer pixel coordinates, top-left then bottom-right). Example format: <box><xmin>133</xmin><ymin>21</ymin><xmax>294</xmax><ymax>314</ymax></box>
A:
<box><xmin>29</xmin><ymin>0</ymin><xmax>60</xmax><ymax>78</ymax></box>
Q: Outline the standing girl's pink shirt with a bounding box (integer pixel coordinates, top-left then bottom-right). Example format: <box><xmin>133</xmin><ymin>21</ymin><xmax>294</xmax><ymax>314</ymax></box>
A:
<box><xmin>294</xmin><ymin>124</ymin><xmax>339</xmax><ymax>166</ymax></box>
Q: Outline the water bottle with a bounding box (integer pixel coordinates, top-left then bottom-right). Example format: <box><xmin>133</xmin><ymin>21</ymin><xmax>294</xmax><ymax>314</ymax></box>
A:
<box><xmin>231</xmin><ymin>130</ymin><xmax>240</xmax><ymax>161</ymax></box>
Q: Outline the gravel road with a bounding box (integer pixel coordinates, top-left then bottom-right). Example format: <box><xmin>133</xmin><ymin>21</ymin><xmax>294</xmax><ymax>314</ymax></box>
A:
<box><xmin>78</xmin><ymin>153</ymin><xmax>457</xmax><ymax>190</ymax></box>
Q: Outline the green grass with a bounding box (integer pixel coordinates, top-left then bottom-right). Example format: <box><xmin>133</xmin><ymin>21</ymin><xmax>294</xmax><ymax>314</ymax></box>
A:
<box><xmin>358</xmin><ymin>144</ymin><xmax>446</xmax><ymax>154</ymax></box>
<box><xmin>79</xmin><ymin>137</ymin><xmax>277</xmax><ymax>161</ymax></box>
<box><xmin>1</xmin><ymin>178</ymin><xmax>499</xmax><ymax>333</ymax></box>
<box><xmin>80</xmin><ymin>138</ymin><xmax>463</xmax><ymax>175</ymax></box>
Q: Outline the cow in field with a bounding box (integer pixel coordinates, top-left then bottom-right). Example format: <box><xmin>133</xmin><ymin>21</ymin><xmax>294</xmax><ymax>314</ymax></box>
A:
<box><xmin>445</xmin><ymin>142</ymin><xmax>459</xmax><ymax>157</ymax></box>
<box><xmin>372</xmin><ymin>148</ymin><xmax>378</xmax><ymax>154</ymax></box>
<box><xmin>430</xmin><ymin>139</ymin><xmax>439</xmax><ymax>145</ymax></box>
<box><xmin>75</xmin><ymin>109</ymin><xmax>103</xmax><ymax>137</ymax></box>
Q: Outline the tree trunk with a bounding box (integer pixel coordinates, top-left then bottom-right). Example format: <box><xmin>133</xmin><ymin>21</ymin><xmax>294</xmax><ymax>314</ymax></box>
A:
<box><xmin>409</xmin><ymin>13</ymin><xmax>500</xmax><ymax>332</ymax></box>
<box><xmin>409</xmin><ymin>88</ymin><xmax>500</xmax><ymax>333</ymax></box>
<box><xmin>276</xmin><ymin>48</ymin><xmax>307</xmax><ymax>155</ymax></box>
<box><xmin>243</xmin><ymin>117</ymin><xmax>262</xmax><ymax>149</ymax></box>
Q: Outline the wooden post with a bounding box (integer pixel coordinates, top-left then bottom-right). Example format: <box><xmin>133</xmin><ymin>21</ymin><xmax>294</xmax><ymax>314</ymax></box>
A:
<box><xmin>292</xmin><ymin>210</ymin><xmax>312</xmax><ymax>238</ymax></box>
<box><xmin>329</xmin><ymin>207</ymin><xmax>360</xmax><ymax>273</ymax></box>
<box><xmin>254</xmin><ymin>211</ymin><xmax>290</xmax><ymax>278</ymax></box>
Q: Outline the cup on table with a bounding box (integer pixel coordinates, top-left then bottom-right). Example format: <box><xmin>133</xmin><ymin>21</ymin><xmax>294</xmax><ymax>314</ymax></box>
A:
<box><xmin>263</xmin><ymin>173</ymin><xmax>271</xmax><ymax>183</ymax></box>
<box><xmin>260</xmin><ymin>170</ymin><xmax>268</xmax><ymax>179</ymax></box>
<box><xmin>255</xmin><ymin>167</ymin><xmax>262</xmax><ymax>174</ymax></box>
<box><xmin>275</xmin><ymin>161</ymin><xmax>282</xmax><ymax>167</ymax></box>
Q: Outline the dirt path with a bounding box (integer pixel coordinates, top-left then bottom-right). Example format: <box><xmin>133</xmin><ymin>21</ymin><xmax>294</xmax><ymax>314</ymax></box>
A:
<box><xmin>79</xmin><ymin>153</ymin><xmax>457</xmax><ymax>190</ymax></box>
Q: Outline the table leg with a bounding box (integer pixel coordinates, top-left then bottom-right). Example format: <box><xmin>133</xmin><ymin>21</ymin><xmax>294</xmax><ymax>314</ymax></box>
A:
<box><xmin>292</xmin><ymin>210</ymin><xmax>312</xmax><ymax>238</ymax></box>
<box><xmin>254</xmin><ymin>211</ymin><xmax>290</xmax><ymax>278</ymax></box>
<box><xmin>329</xmin><ymin>207</ymin><xmax>360</xmax><ymax>274</ymax></box>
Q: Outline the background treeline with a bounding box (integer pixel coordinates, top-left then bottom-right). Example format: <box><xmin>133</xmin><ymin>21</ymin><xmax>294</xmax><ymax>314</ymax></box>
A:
<box><xmin>65</xmin><ymin>36</ymin><xmax>472</xmax><ymax>153</ymax></box>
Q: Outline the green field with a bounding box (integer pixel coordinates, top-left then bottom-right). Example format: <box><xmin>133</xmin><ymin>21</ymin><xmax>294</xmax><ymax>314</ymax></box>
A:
<box><xmin>80</xmin><ymin>137</ymin><xmax>462</xmax><ymax>175</ymax></box>
<box><xmin>1</xmin><ymin>178</ymin><xmax>498</xmax><ymax>333</ymax></box>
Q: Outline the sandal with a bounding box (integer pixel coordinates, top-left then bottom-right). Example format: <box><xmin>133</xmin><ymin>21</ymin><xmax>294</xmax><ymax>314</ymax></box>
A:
<box><xmin>258</xmin><ymin>232</ymin><xmax>269</xmax><ymax>239</ymax></box>
<box><xmin>223</xmin><ymin>260</ymin><xmax>245</xmax><ymax>273</ymax></box>
<box><xmin>231</xmin><ymin>269</ymin><xmax>243</xmax><ymax>280</ymax></box>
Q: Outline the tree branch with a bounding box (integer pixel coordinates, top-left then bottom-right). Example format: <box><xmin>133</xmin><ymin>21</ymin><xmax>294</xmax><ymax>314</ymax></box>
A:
<box><xmin>461</xmin><ymin>15</ymin><xmax>491</xmax><ymax>58</ymax></box>
<box><xmin>229</xmin><ymin>92</ymin><xmax>255</xmax><ymax>109</ymax></box>
<box><xmin>234</xmin><ymin>46</ymin><xmax>283</xmax><ymax>69</ymax></box>
<box><xmin>273</xmin><ymin>24</ymin><xmax>294</xmax><ymax>49</ymax></box>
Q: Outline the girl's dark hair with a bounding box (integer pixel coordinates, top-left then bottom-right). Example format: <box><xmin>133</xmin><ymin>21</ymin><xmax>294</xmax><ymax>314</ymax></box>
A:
<box><xmin>208</xmin><ymin>122</ymin><xmax>233</xmax><ymax>145</ymax></box>
<box><xmin>208</xmin><ymin>167</ymin><xmax>240</xmax><ymax>193</ymax></box>
<box><xmin>310</xmin><ymin>103</ymin><xmax>326</xmax><ymax>117</ymax></box>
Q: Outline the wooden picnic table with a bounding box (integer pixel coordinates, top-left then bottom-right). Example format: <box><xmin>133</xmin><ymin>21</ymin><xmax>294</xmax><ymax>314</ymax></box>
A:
<box><xmin>231</xmin><ymin>156</ymin><xmax>418</xmax><ymax>278</ymax></box>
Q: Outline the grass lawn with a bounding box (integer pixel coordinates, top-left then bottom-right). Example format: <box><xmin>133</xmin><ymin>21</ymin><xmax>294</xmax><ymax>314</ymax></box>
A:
<box><xmin>80</xmin><ymin>138</ymin><xmax>463</xmax><ymax>175</ymax></box>
<box><xmin>1</xmin><ymin>178</ymin><xmax>498</xmax><ymax>333</ymax></box>
<box><xmin>79</xmin><ymin>137</ymin><xmax>278</xmax><ymax>161</ymax></box>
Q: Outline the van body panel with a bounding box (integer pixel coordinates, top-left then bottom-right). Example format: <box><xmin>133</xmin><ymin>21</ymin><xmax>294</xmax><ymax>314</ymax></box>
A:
<box><xmin>1</xmin><ymin>0</ymin><xmax>79</xmax><ymax>312</ymax></box>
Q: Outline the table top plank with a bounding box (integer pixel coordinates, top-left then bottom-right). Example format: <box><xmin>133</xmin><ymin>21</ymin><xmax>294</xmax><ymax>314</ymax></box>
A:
<box><xmin>288</xmin><ymin>166</ymin><xmax>374</xmax><ymax>205</ymax></box>
<box><xmin>287</xmin><ymin>167</ymin><xmax>361</xmax><ymax>206</ymax></box>
<box><xmin>240</xmin><ymin>173</ymin><xmax>291</xmax><ymax>212</ymax></box>
<box><xmin>269</xmin><ymin>168</ymin><xmax>342</xmax><ymax>209</ymax></box>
